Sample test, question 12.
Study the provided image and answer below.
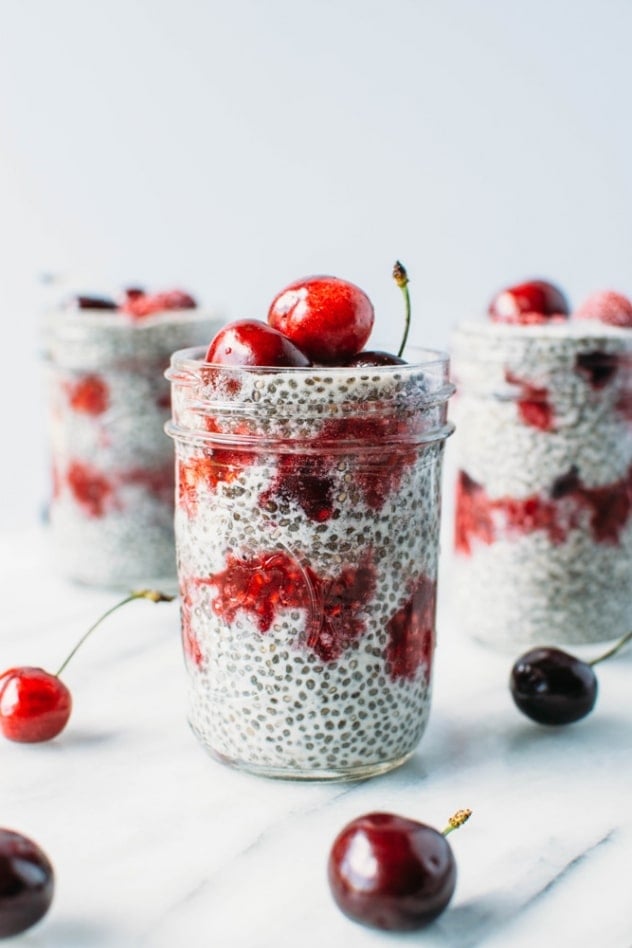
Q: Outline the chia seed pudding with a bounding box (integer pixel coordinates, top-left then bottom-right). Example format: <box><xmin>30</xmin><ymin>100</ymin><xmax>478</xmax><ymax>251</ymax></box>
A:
<box><xmin>43</xmin><ymin>290</ymin><xmax>222</xmax><ymax>588</ymax></box>
<box><xmin>166</xmin><ymin>346</ymin><xmax>455</xmax><ymax>779</ymax></box>
<box><xmin>451</xmin><ymin>307</ymin><xmax>632</xmax><ymax>650</ymax></box>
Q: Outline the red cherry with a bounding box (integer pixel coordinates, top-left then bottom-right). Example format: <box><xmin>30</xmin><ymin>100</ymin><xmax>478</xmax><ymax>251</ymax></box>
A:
<box><xmin>345</xmin><ymin>350</ymin><xmax>406</xmax><ymax>367</ymax></box>
<box><xmin>0</xmin><ymin>590</ymin><xmax>174</xmax><ymax>744</ymax></box>
<box><xmin>0</xmin><ymin>668</ymin><xmax>72</xmax><ymax>743</ymax></box>
<box><xmin>268</xmin><ymin>275</ymin><xmax>374</xmax><ymax>363</ymax></box>
<box><xmin>121</xmin><ymin>288</ymin><xmax>197</xmax><ymax>318</ymax></box>
<box><xmin>205</xmin><ymin>319</ymin><xmax>312</xmax><ymax>367</ymax></box>
<box><xmin>328</xmin><ymin>812</ymin><xmax>460</xmax><ymax>931</ymax></box>
<box><xmin>574</xmin><ymin>290</ymin><xmax>632</xmax><ymax>328</ymax></box>
<box><xmin>71</xmin><ymin>295</ymin><xmax>118</xmax><ymax>311</ymax></box>
<box><xmin>488</xmin><ymin>279</ymin><xmax>570</xmax><ymax>325</ymax></box>
<box><xmin>0</xmin><ymin>828</ymin><xmax>54</xmax><ymax>937</ymax></box>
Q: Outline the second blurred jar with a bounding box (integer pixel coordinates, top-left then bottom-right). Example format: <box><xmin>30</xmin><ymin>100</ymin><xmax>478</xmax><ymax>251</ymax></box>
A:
<box><xmin>451</xmin><ymin>319</ymin><xmax>632</xmax><ymax>650</ymax></box>
<box><xmin>42</xmin><ymin>288</ymin><xmax>222</xmax><ymax>588</ymax></box>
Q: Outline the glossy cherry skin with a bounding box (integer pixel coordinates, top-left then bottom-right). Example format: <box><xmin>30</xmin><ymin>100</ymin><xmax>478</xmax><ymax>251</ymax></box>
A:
<box><xmin>328</xmin><ymin>812</ymin><xmax>456</xmax><ymax>931</ymax></box>
<box><xmin>205</xmin><ymin>319</ymin><xmax>312</xmax><ymax>367</ymax></box>
<box><xmin>121</xmin><ymin>288</ymin><xmax>196</xmax><ymax>318</ymax></box>
<box><xmin>345</xmin><ymin>350</ymin><xmax>406</xmax><ymax>367</ymax></box>
<box><xmin>488</xmin><ymin>280</ymin><xmax>570</xmax><ymax>325</ymax></box>
<box><xmin>0</xmin><ymin>829</ymin><xmax>54</xmax><ymax>937</ymax></box>
<box><xmin>510</xmin><ymin>647</ymin><xmax>598</xmax><ymax>725</ymax></box>
<box><xmin>0</xmin><ymin>668</ymin><xmax>72</xmax><ymax>742</ymax></box>
<box><xmin>268</xmin><ymin>275</ymin><xmax>374</xmax><ymax>363</ymax></box>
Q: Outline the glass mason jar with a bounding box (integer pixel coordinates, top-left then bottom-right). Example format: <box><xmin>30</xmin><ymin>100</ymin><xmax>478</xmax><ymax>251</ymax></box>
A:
<box><xmin>450</xmin><ymin>320</ymin><xmax>632</xmax><ymax>650</ymax></box>
<box><xmin>42</xmin><ymin>307</ymin><xmax>223</xmax><ymax>588</ymax></box>
<box><xmin>166</xmin><ymin>346</ymin><xmax>455</xmax><ymax>780</ymax></box>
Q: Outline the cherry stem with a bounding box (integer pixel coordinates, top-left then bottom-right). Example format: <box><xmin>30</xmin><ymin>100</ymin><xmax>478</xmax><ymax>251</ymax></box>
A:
<box><xmin>589</xmin><ymin>628</ymin><xmax>632</xmax><ymax>667</ymax></box>
<box><xmin>393</xmin><ymin>260</ymin><xmax>411</xmax><ymax>359</ymax></box>
<box><xmin>55</xmin><ymin>589</ymin><xmax>174</xmax><ymax>678</ymax></box>
<box><xmin>441</xmin><ymin>808</ymin><xmax>472</xmax><ymax>837</ymax></box>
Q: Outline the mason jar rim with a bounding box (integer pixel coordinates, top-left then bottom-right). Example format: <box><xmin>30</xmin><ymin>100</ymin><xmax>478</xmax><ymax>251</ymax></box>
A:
<box><xmin>167</xmin><ymin>343</ymin><xmax>452</xmax><ymax>375</ymax></box>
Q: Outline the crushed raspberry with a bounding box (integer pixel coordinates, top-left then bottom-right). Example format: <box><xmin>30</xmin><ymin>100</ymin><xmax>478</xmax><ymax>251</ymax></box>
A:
<box><xmin>385</xmin><ymin>575</ymin><xmax>436</xmax><ymax>680</ymax></box>
<box><xmin>178</xmin><ymin>448</ymin><xmax>254</xmax><ymax>517</ymax></box>
<box><xmin>454</xmin><ymin>471</ymin><xmax>495</xmax><ymax>554</ymax></box>
<box><xmin>574</xmin><ymin>291</ymin><xmax>632</xmax><ymax>328</ymax></box>
<box><xmin>201</xmin><ymin>549</ymin><xmax>376</xmax><ymax>662</ymax></box>
<box><xmin>455</xmin><ymin>466</ymin><xmax>632</xmax><ymax>552</ymax></box>
<box><xmin>67</xmin><ymin>374</ymin><xmax>109</xmax><ymax>415</ymax></box>
<box><xmin>305</xmin><ymin>553</ymin><xmax>376</xmax><ymax>662</ymax></box>
<box><xmin>203</xmin><ymin>550</ymin><xmax>312</xmax><ymax>634</ymax></box>
<box><xmin>575</xmin><ymin>351</ymin><xmax>619</xmax><ymax>388</ymax></box>
<box><xmin>122</xmin><ymin>465</ymin><xmax>174</xmax><ymax>502</ymax></box>
<box><xmin>505</xmin><ymin>371</ymin><xmax>553</xmax><ymax>431</ymax></box>
<box><xmin>67</xmin><ymin>461</ymin><xmax>112</xmax><ymax>517</ymax></box>
<box><xmin>260</xmin><ymin>455</ymin><xmax>335</xmax><ymax>522</ymax></box>
<box><xmin>578</xmin><ymin>472</ymin><xmax>632</xmax><ymax>543</ymax></box>
<box><xmin>121</xmin><ymin>289</ymin><xmax>197</xmax><ymax>319</ymax></box>
<box><xmin>320</xmin><ymin>416</ymin><xmax>416</xmax><ymax>510</ymax></box>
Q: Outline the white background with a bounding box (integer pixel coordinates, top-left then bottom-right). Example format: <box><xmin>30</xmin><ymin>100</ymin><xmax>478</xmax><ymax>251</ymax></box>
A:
<box><xmin>1</xmin><ymin>0</ymin><xmax>631</xmax><ymax>530</ymax></box>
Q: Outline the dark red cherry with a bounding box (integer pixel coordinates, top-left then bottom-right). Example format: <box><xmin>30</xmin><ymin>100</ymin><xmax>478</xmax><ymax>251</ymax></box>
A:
<box><xmin>0</xmin><ymin>668</ymin><xmax>72</xmax><ymax>743</ymax></box>
<box><xmin>345</xmin><ymin>350</ymin><xmax>406</xmax><ymax>367</ymax></box>
<box><xmin>0</xmin><ymin>829</ymin><xmax>54</xmax><ymax>937</ymax></box>
<box><xmin>268</xmin><ymin>275</ymin><xmax>374</xmax><ymax>363</ymax></box>
<box><xmin>73</xmin><ymin>295</ymin><xmax>118</xmax><ymax>310</ymax></box>
<box><xmin>488</xmin><ymin>280</ymin><xmax>570</xmax><ymax>325</ymax></box>
<box><xmin>328</xmin><ymin>812</ymin><xmax>456</xmax><ymax>931</ymax></box>
<box><xmin>510</xmin><ymin>647</ymin><xmax>597</xmax><ymax>725</ymax></box>
<box><xmin>205</xmin><ymin>319</ymin><xmax>312</xmax><ymax>367</ymax></box>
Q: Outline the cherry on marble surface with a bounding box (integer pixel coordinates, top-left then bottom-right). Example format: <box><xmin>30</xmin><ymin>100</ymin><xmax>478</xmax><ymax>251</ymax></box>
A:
<box><xmin>0</xmin><ymin>828</ymin><xmax>54</xmax><ymax>938</ymax></box>
<box><xmin>327</xmin><ymin>809</ymin><xmax>471</xmax><ymax>931</ymax></box>
<box><xmin>0</xmin><ymin>591</ymin><xmax>173</xmax><ymax>744</ymax></box>
<box><xmin>510</xmin><ymin>629</ymin><xmax>632</xmax><ymax>725</ymax></box>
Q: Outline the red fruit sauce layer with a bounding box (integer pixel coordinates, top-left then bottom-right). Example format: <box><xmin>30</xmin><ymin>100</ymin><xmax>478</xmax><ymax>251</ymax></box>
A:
<box><xmin>260</xmin><ymin>455</ymin><xmax>335</xmax><ymax>523</ymax></box>
<box><xmin>65</xmin><ymin>460</ymin><xmax>174</xmax><ymax>517</ymax></box>
<box><xmin>504</xmin><ymin>371</ymin><xmax>553</xmax><ymax>431</ymax></box>
<box><xmin>455</xmin><ymin>467</ymin><xmax>632</xmax><ymax>554</ymax></box>
<box><xmin>66</xmin><ymin>374</ymin><xmax>109</xmax><ymax>415</ymax></box>
<box><xmin>178</xmin><ymin>413</ymin><xmax>420</xmax><ymax>522</ymax></box>
<box><xmin>385</xmin><ymin>574</ymin><xmax>436</xmax><ymax>680</ymax></box>
<box><xmin>184</xmin><ymin>549</ymin><xmax>432</xmax><ymax>680</ymax></box>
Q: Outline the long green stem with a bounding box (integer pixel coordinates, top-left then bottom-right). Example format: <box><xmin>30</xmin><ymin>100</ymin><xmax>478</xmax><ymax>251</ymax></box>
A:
<box><xmin>55</xmin><ymin>589</ymin><xmax>174</xmax><ymax>678</ymax></box>
<box><xmin>393</xmin><ymin>260</ymin><xmax>411</xmax><ymax>359</ymax></box>
<box><xmin>441</xmin><ymin>809</ymin><xmax>472</xmax><ymax>837</ymax></box>
<box><xmin>589</xmin><ymin>628</ymin><xmax>632</xmax><ymax>667</ymax></box>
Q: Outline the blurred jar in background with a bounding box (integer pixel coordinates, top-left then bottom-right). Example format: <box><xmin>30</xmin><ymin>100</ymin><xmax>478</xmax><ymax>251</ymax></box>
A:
<box><xmin>42</xmin><ymin>284</ymin><xmax>223</xmax><ymax>589</ymax></box>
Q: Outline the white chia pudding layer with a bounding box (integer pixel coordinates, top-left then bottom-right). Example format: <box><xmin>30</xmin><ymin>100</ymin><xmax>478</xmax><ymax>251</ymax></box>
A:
<box><xmin>43</xmin><ymin>309</ymin><xmax>222</xmax><ymax>588</ymax></box>
<box><xmin>167</xmin><ymin>349</ymin><xmax>454</xmax><ymax>779</ymax></box>
<box><xmin>451</xmin><ymin>319</ymin><xmax>632</xmax><ymax>649</ymax></box>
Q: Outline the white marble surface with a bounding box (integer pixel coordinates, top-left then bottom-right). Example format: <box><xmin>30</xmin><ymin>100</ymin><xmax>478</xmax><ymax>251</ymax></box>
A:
<box><xmin>1</xmin><ymin>526</ymin><xmax>631</xmax><ymax>948</ymax></box>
